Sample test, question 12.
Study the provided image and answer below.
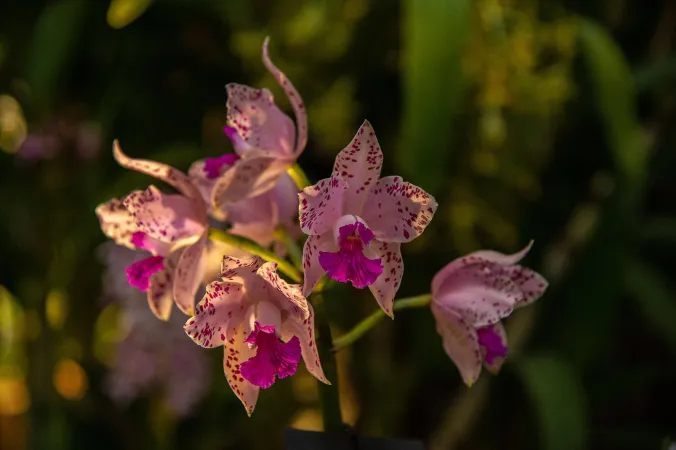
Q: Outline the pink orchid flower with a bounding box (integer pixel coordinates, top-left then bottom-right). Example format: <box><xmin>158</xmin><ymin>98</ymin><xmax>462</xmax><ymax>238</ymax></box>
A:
<box><xmin>299</xmin><ymin>121</ymin><xmax>437</xmax><ymax>317</ymax></box>
<box><xmin>96</xmin><ymin>141</ymin><xmax>209</xmax><ymax>320</ymax></box>
<box><xmin>430</xmin><ymin>243</ymin><xmax>548</xmax><ymax>386</ymax></box>
<box><xmin>205</xmin><ymin>37</ymin><xmax>307</xmax><ymax>211</ymax></box>
<box><xmin>184</xmin><ymin>255</ymin><xmax>328</xmax><ymax>415</ymax></box>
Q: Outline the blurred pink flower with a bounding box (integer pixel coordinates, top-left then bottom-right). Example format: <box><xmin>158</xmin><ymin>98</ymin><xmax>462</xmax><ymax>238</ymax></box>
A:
<box><xmin>184</xmin><ymin>255</ymin><xmax>328</xmax><ymax>415</ymax></box>
<box><xmin>299</xmin><ymin>120</ymin><xmax>437</xmax><ymax>316</ymax></box>
<box><xmin>17</xmin><ymin>121</ymin><xmax>101</xmax><ymax>162</ymax></box>
<box><xmin>96</xmin><ymin>141</ymin><xmax>210</xmax><ymax>320</ymax></box>
<box><xmin>430</xmin><ymin>243</ymin><xmax>548</xmax><ymax>386</ymax></box>
<box><xmin>197</xmin><ymin>38</ymin><xmax>307</xmax><ymax>212</ymax></box>
<box><xmin>99</xmin><ymin>243</ymin><xmax>211</xmax><ymax>417</ymax></box>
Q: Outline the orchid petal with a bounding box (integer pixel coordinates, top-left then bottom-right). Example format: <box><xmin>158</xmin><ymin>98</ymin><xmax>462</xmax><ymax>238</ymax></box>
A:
<box><xmin>123</xmin><ymin>186</ymin><xmax>205</xmax><ymax>245</ymax></box>
<box><xmin>184</xmin><ymin>281</ymin><xmax>246</xmax><ymax>348</ymax></box>
<box><xmin>366</xmin><ymin>241</ymin><xmax>403</xmax><ymax>317</ymax></box>
<box><xmin>113</xmin><ymin>140</ymin><xmax>204</xmax><ymax>206</ymax></box>
<box><xmin>256</xmin><ymin>261</ymin><xmax>309</xmax><ymax>319</ymax></box>
<box><xmin>212</xmin><ymin>154</ymin><xmax>291</xmax><ymax>209</ymax></box>
<box><xmin>188</xmin><ymin>159</ymin><xmax>222</xmax><ymax>218</ymax></box>
<box><xmin>481</xmin><ymin>321</ymin><xmax>508</xmax><ymax>375</ymax></box>
<box><xmin>220</xmin><ymin>255</ymin><xmax>266</xmax><ymax>284</ymax></box>
<box><xmin>280</xmin><ymin>303</ymin><xmax>329</xmax><ymax>384</ymax></box>
<box><xmin>147</xmin><ymin>248</ymin><xmax>183</xmax><ymax>321</ymax></box>
<box><xmin>299</xmin><ymin>176</ymin><xmax>348</xmax><ymax>235</ymax></box>
<box><xmin>504</xmin><ymin>265</ymin><xmax>549</xmax><ymax>307</ymax></box>
<box><xmin>433</xmin><ymin>264</ymin><xmax>521</xmax><ymax>328</ymax></box>
<box><xmin>431</xmin><ymin>243</ymin><xmax>533</xmax><ymax>294</ymax></box>
<box><xmin>361</xmin><ymin>176</ymin><xmax>437</xmax><ymax>243</ymax></box>
<box><xmin>173</xmin><ymin>233</ymin><xmax>208</xmax><ymax>316</ymax></box>
<box><xmin>96</xmin><ymin>198</ymin><xmax>142</xmax><ymax>249</ymax></box>
<box><xmin>223</xmin><ymin>323</ymin><xmax>260</xmax><ymax>415</ymax></box>
<box><xmin>262</xmin><ymin>37</ymin><xmax>307</xmax><ymax>155</ymax></box>
<box><xmin>301</xmin><ymin>233</ymin><xmax>336</xmax><ymax>296</ymax></box>
<box><xmin>331</xmin><ymin>120</ymin><xmax>383</xmax><ymax>213</ymax></box>
<box><xmin>431</xmin><ymin>302</ymin><xmax>482</xmax><ymax>386</ymax></box>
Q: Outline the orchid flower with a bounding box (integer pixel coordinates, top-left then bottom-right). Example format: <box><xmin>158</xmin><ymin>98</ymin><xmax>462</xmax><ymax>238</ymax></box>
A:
<box><xmin>299</xmin><ymin>121</ymin><xmax>437</xmax><ymax>317</ymax></box>
<box><xmin>203</xmin><ymin>37</ymin><xmax>307</xmax><ymax>212</ymax></box>
<box><xmin>95</xmin><ymin>141</ymin><xmax>210</xmax><ymax>320</ymax></box>
<box><xmin>184</xmin><ymin>255</ymin><xmax>328</xmax><ymax>415</ymax></box>
<box><xmin>430</xmin><ymin>243</ymin><xmax>548</xmax><ymax>386</ymax></box>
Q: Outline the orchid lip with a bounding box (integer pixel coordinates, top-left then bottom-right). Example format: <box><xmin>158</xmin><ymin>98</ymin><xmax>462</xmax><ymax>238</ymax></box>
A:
<box><xmin>125</xmin><ymin>255</ymin><xmax>164</xmax><ymax>292</ymax></box>
<box><xmin>477</xmin><ymin>325</ymin><xmax>507</xmax><ymax>364</ymax></box>
<box><xmin>240</xmin><ymin>322</ymin><xmax>301</xmax><ymax>389</ymax></box>
<box><xmin>203</xmin><ymin>153</ymin><xmax>241</xmax><ymax>179</ymax></box>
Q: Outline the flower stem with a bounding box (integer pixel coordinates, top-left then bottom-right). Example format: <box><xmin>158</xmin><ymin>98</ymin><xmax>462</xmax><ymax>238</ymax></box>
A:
<box><xmin>208</xmin><ymin>228</ymin><xmax>302</xmax><ymax>283</ymax></box>
<box><xmin>332</xmin><ymin>294</ymin><xmax>431</xmax><ymax>350</ymax></box>
<box><xmin>287</xmin><ymin>163</ymin><xmax>312</xmax><ymax>190</ymax></box>
<box><xmin>274</xmin><ymin>227</ymin><xmax>304</xmax><ymax>272</ymax></box>
<box><xmin>310</xmin><ymin>292</ymin><xmax>344</xmax><ymax>435</ymax></box>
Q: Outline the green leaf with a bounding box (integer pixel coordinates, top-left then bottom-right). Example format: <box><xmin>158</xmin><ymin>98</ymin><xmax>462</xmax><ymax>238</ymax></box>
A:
<box><xmin>514</xmin><ymin>355</ymin><xmax>589</xmax><ymax>450</ymax></box>
<box><xmin>634</xmin><ymin>55</ymin><xmax>676</xmax><ymax>93</ymax></box>
<box><xmin>27</xmin><ymin>0</ymin><xmax>91</xmax><ymax>110</ymax></box>
<box><xmin>398</xmin><ymin>0</ymin><xmax>470</xmax><ymax>194</ymax></box>
<box><xmin>107</xmin><ymin>0</ymin><xmax>153</xmax><ymax>29</ymax></box>
<box><xmin>577</xmin><ymin>17</ymin><xmax>645</xmax><ymax>186</ymax></box>
<box><xmin>625</xmin><ymin>260</ymin><xmax>676</xmax><ymax>353</ymax></box>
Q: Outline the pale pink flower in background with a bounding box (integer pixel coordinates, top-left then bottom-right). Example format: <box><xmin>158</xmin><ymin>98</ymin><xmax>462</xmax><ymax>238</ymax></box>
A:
<box><xmin>184</xmin><ymin>255</ymin><xmax>328</xmax><ymax>415</ymax></box>
<box><xmin>99</xmin><ymin>243</ymin><xmax>211</xmax><ymax>417</ymax></box>
<box><xmin>17</xmin><ymin>121</ymin><xmax>101</xmax><ymax>162</ymax></box>
<box><xmin>299</xmin><ymin>120</ymin><xmax>437</xmax><ymax>317</ymax></box>
<box><xmin>96</xmin><ymin>141</ymin><xmax>210</xmax><ymax>320</ymax></box>
<box><xmin>204</xmin><ymin>37</ymin><xmax>308</xmax><ymax>210</ymax></box>
<box><xmin>430</xmin><ymin>243</ymin><xmax>548</xmax><ymax>386</ymax></box>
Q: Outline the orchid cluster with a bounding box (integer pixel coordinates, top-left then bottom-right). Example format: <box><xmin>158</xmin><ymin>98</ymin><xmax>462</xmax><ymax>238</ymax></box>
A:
<box><xmin>96</xmin><ymin>38</ymin><xmax>548</xmax><ymax>417</ymax></box>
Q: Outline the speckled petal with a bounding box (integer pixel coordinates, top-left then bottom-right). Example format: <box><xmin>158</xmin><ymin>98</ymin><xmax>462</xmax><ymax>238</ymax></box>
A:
<box><xmin>220</xmin><ymin>255</ymin><xmax>266</xmax><ymax>284</ymax></box>
<box><xmin>184</xmin><ymin>281</ymin><xmax>246</xmax><ymax>348</ymax></box>
<box><xmin>366</xmin><ymin>241</ymin><xmax>403</xmax><ymax>317</ymax></box>
<box><xmin>256</xmin><ymin>261</ymin><xmax>309</xmax><ymax>319</ymax></box>
<box><xmin>226</xmin><ymin>84</ymin><xmax>295</xmax><ymax>157</ymax></box>
<box><xmin>188</xmin><ymin>159</ymin><xmax>223</xmax><ymax>219</ymax></box>
<box><xmin>331</xmin><ymin>121</ymin><xmax>383</xmax><ymax>213</ymax></box>
<box><xmin>280</xmin><ymin>303</ymin><xmax>329</xmax><ymax>384</ymax></box>
<box><xmin>301</xmin><ymin>233</ymin><xmax>336</xmax><ymax>296</ymax></box>
<box><xmin>123</xmin><ymin>186</ymin><xmax>205</xmax><ymax>246</ymax></box>
<box><xmin>262</xmin><ymin>37</ymin><xmax>307</xmax><ymax>156</ymax></box>
<box><xmin>223</xmin><ymin>323</ymin><xmax>260</xmax><ymax>415</ymax></box>
<box><xmin>299</xmin><ymin>177</ymin><xmax>348</xmax><ymax>236</ymax></box>
<box><xmin>212</xmin><ymin>154</ymin><xmax>291</xmax><ymax>209</ymax></box>
<box><xmin>147</xmin><ymin>249</ymin><xmax>183</xmax><ymax>321</ymax></box>
<box><xmin>113</xmin><ymin>140</ymin><xmax>204</xmax><ymax>207</ymax></box>
<box><xmin>431</xmin><ymin>301</ymin><xmax>482</xmax><ymax>386</ymax></box>
<box><xmin>503</xmin><ymin>265</ymin><xmax>549</xmax><ymax>307</ymax></box>
<box><xmin>361</xmin><ymin>176</ymin><xmax>437</xmax><ymax>243</ymax></box>
<box><xmin>481</xmin><ymin>321</ymin><xmax>508</xmax><ymax>375</ymax></box>
<box><xmin>173</xmin><ymin>233</ymin><xmax>208</xmax><ymax>316</ymax></box>
<box><xmin>96</xmin><ymin>198</ymin><xmax>143</xmax><ymax>249</ymax></box>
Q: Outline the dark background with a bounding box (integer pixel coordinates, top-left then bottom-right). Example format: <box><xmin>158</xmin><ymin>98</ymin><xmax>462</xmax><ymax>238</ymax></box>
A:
<box><xmin>1</xmin><ymin>0</ymin><xmax>675</xmax><ymax>449</ymax></box>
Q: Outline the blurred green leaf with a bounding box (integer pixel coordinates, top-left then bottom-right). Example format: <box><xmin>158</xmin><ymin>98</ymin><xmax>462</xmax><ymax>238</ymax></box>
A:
<box><xmin>641</xmin><ymin>217</ymin><xmax>676</xmax><ymax>244</ymax></box>
<box><xmin>625</xmin><ymin>260</ymin><xmax>676</xmax><ymax>352</ymax></box>
<box><xmin>578</xmin><ymin>17</ymin><xmax>645</xmax><ymax>186</ymax></box>
<box><xmin>107</xmin><ymin>0</ymin><xmax>153</xmax><ymax>29</ymax></box>
<box><xmin>27</xmin><ymin>0</ymin><xmax>91</xmax><ymax>111</ymax></box>
<box><xmin>514</xmin><ymin>355</ymin><xmax>589</xmax><ymax>450</ymax></box>
<box><xmin>635</xmin><ymin>55</ymin><xmax>676</xmax><ymax>92</ymax></box>
<box><xmin>399</xmin><ymin>0</ymin><xmax>470</xmax><ymax>194</ymax></box>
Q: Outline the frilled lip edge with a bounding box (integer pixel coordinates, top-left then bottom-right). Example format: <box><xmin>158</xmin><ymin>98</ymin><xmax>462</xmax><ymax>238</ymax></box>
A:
<box><xmin>284</xmin><ymin>428</ymin><xmax>425</xmax><ymax>450</ymax></box>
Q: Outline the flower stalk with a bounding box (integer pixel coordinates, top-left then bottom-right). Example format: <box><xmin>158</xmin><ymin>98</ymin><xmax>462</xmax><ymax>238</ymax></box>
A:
<box><xmin>287</xmin><ymin>163</ymin><xmax>312</xmax><ymax>190</ymax></box>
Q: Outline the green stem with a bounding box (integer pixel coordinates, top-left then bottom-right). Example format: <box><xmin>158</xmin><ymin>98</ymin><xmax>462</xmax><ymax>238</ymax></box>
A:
<box><xmin>274</xmin><ymin>227</ymin><xmax>304</xmax><ymax>271</ymax></box>
<box><xmin>208</xmin><ymin>228</ymin><xmax>302</xmax><ymax>283</ymax></box>
<box><xmin>310</xmin><ymin>293</ymin><xmax>344</xmax><ymax>434</ymax></box>
<box><xmin>332</xmin><ymin>294</ymin><xmax>431</xmax><ymax>350</ymax></box>
<box><xmin>287</xmin><ymin>163</ymin><xmax>312</xmax><ymax>190</ymax></box>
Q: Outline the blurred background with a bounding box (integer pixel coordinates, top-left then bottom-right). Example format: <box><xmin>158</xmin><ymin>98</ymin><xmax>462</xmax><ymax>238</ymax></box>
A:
<box><xmin>1</xmin><ymin>0</ymin><xmax>675</xmax><ymax>449</ymax></box>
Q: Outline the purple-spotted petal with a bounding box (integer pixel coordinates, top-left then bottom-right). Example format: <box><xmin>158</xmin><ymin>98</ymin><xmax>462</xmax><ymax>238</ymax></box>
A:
<box><xmin>331</xmin><ymin>120</ymin><xmax>383</xmax><ymax>213</ymax></box>
<box><xmin>123</xmin><ymin>186</ymin><xmax>206</xmax><ymax>245</ymax></box>
<box><xmin>225</xmin><ymin>83</ymin><xmax>295</xmax><ymax>157</ymax></box>
<box><xmin>256</xmin><ymin>262</ymin><xmax>309</xmax><ymax>318</ymax></box>
<box><xmin>220</xmin><ymin>255</ymin><xmax>266</xmax><ymax>284</ymax></box>
<box><xmin>366</xmin><ymin>241</ymin><xmax>403</xmax><ymax>317</ymax></box>
<box><xmin>240</xmin><ymin>323</ymin><xmax>301</xmax><ymax>389</ymax></box>
<box><xmin>222</xmin><ymin>323</ymin><xmax>260</xmax><ymax>415</ymax></box>
<box><xmin>502</xmin><ymin>265</ymin><xmax>549</xmax><ymax>307</ymax></box>
<box><xmin>130</xmin><ymin>231</ymin><xmax>171</xmax><ymax>255</ymax></box>
<box><xmin>299</xmin><ymin>176</ymin><xmax>348</xmax><ymax>235</ymax></box>
<box><xmin>96</xmin><ymin>198</ymin><xmax>143</xmax><ymax>249</ymax></box>
<box><xmin>172</xmin><ymin>233</ymin><xmax>208</xmax><ymax>316</ymax></box>
<box><xmin>126</xmin><ymin>256</ymin><xmax>164</xmax><ymax>291</ymax></box>
<box><xmin>479</xmin><ymin>322</ymin><xmax>508</xmax><ymax>374</ymax></box>
<box><xmin>280</xmin><ymin>303</ymin><xmax>329</xmax><ymax>384</ymax></box>
<box><xmin>113</xmin><ymin>140</ymin><xmax>205</xmax><ymax>208</ymax></box>
<box><xmin>301</xmin><ymin>233</ymin><xmax>336</xmax><ymax>296</ymax></box>
<box><xmin>262</xmin><ymin>37</ymin><xmax>307</xmax><ymax>156</ymax></box>
<box><xmin>431</xmin><ymin>301</ymin><xmax>482</xmax><ymax>386</ymax></box>
<box><xmin>361</xmin><ymin>176</ymin><xmax>437</xmax><ymax>243</ymax></box>
<box><xmin>184</xmin><ymin>281</ymin><xmax>246</xmax><ymax>348</ymax></box>
<box><xmin>147</xmin><ymin>248</ymin><xmax>183</xmax><ymax>321</ymax></box>
<box><xmin>212</xmin><ymin>154</ymin><xmax>291</xmax><ymax>209</ymax></box>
